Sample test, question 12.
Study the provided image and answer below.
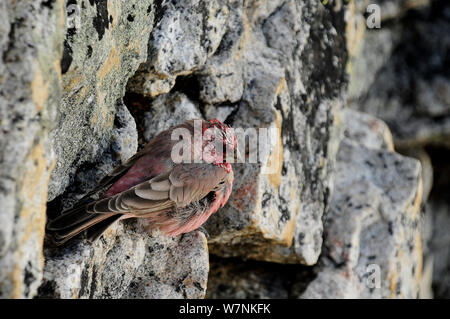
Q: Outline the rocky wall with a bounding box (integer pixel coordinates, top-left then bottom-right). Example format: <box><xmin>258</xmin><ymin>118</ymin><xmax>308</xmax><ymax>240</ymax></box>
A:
<box><xmin>0</xmin><ymin>0</ymin><xmax>443</xmax><ymax>299</ymax></box>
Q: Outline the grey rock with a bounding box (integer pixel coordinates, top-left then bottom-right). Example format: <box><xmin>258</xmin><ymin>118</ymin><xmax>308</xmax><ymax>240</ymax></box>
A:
<box><xmin>204</xmin><ymin>0</ymin><xmax>347</xmax><ymax>265</ymax></box>
<box><xmin>400</xmin><ymin>148</ymin><xmax>433</xmax><ymax>202</ymax></box>
<box><xmin>48</xmin><ymin>0</ymin><xmax>155</xmax><ymax>200</ymax></box>
<box><xmin>0</xmin><ymin>0</ymin><xmax>64</xmax><ymax>298</ymax></box>
<box><xmin>127</xmin><ymin>0</ymin><xmax>230</xmax><ymax>98</ymax></box>
<box><xmin>1</xmin><ymin>0</ymin><xmax>432</xmax><ymax>300</ymax></box>
<box><xmin>206</xmin><ymin>111</ymin><xmax>424</xmax><ymax>299</ymax></box>
<box><xmin>40</xmin><ymin>98</ymin><xmax>208</xmax><ymax>299</ymax></box>
<box><xmin>300</xmin><ymin>109</ymin><xmax>423</xmax><ymax>298</ymax></box>
<box><xmin>40</xmin><ymin>224</ymin><xmax>208</xmax><ymax>299</ymax></box>
<box><xmin>142</xmin><ymin>92</ymin><xmax>203</xmax><ymax>142</ymax></box>
<box><xmin>350</xmin><ymin>1</ymin><xmax>450</xmax><ymax>148</ymax></box>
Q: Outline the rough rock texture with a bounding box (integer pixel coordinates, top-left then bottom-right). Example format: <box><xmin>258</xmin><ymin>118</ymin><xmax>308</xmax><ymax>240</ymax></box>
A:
<box><xmin>302</xmin><ymin>109</ymin><xmax>423</xmax><ymax>299</ymax></box>
<box><xmin>349</xmin><ymin>0</ymin><xmax>450</xmax><ymax>148</ymax></box>
<box><xmin>127</xmin><ymin>0</ymin><xmax>347</xmax><ymax>266</ymax></box>
<box><xmin>39</xmin><ymin>225</ymin><xmax>208</xmax><ymax>299</ymax></box>
<box><xmin>203</xmin><ymin>0</ymin><xmax>346</xmax><ymax>266</ymax></box>
<box><xmin>127</xmin><ymin>0</ymin><xmax>230</xmax><ymax>98</ymax></box>
<box><xmin>40</xmin><ymin>99</ymin><xmax>209</xmax><ymax>299</ymax></box>
<box><xmin>0</xmin><ymin>0</ymin><xmax>64</xmax><ymax>299</ymax></box>
<box><xmin>346</xmin><ymin>0</ymin><xmax>450</xmax><ymax>298</ymax></box>
<box><xmin>1</xmin><ymin>0</ymin><xmax>438</xmax><ymax>299</ymax></box>
<box><xmin>206</xmin><ymin>109</ymin><xmax>424</xmax><ymax>298</ymax></box>
<box><xmin>48</xmin><ymin>0</ymin><xmax>155</xmax><ymax>200</ymax></box>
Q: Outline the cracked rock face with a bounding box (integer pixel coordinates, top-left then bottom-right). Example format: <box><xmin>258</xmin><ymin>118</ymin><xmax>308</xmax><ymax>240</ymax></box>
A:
<box><xmin>127</xmin><ymin>0</ymin><xmax>230</xmax><ymax>98</ymax></box>
<box><xmin>302</xmin><ymin>109</ymin><xmax>423</xmax><ymax>299</ymax></box>
<box><xmin>39</xmin><ymin>225</ymin><xmax>208</xmax><ymax>299</ymax></box>
<box><xmin>48</xmin><ymin>0</ymin><xmax>155</xmax><ymax>200</ymax></box>
<box><xmin>206</xmin><ymin>109</ymin><xmax>424</xmax><ymax>299</ymax></box>
<box><xmin>126</xmin><ymin>0</ymin><xmax>347</xmax><ymax>266</ymax></box>
<box><xmin>1</xmin><ymin>0</ymin><xmax>431</xmax><ymax>299</ymax></box>
<box><xmin>349</xmin><ymin>0</ymin><xmax>450</xmax><ymax>148</ymax></box>
<box><xmin>203</xmin><ymin>0</ymin><xmax>346</xmax><ymax>266</ymax></box>
<box><xmin>0</xmin><ymin>0</ymin><xmax>64</xmax><ymax>299</ymax></box>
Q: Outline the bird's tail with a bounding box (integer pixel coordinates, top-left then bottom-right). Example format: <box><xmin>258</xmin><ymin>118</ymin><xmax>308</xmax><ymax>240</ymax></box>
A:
<box><xmin>46</xmin><ymin>199</ymin><xmax>122</xmax><ymax>246</ymax></box>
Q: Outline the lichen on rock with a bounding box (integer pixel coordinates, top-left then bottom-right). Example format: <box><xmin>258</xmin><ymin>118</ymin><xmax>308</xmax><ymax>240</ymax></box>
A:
<box><xmin>0</xmin><ymin>0</ymin><xmax>444</xmax><ymax>299</ymax></box>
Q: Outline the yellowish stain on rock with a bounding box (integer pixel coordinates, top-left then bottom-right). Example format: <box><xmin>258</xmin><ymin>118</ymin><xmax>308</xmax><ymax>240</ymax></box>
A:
<box><xmin>346</xmin><ymin>1</ymin><xmax>366</xmax><ymax>58</ymax></box>
<box><xmin>275</xmin><ymin>78</ymin><xmax>286</xmax><ymax>96</ymax></box>
<box><xmin>31</xmin><ymin>62</ymin><xmax>49</xmax><ymax>113</ymax></box>
<box><xmin>267</xmin><ymin>109</ymin><xmax>284</xmax><ymax>188</ymax></box>
<box><xmin>63</xmin><ymin>72</ymin><xmax>83</xmax><ymax>91</ymax></box>
<box><xmin>10</xmin><ymin>144</ymin><xmax>54</xmax><ymax>298</ymax></box>
<box><xmin>98</xmin><ymin>46</ymin><xmax>120</xmax><ymax>81</ymax></box>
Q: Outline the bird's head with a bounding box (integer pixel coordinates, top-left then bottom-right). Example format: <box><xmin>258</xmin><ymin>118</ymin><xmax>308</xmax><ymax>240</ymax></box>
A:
<box><xmin>202</xmin><ymin>119</ymin><xmax>243</xmax><ymax>171</ymax></box>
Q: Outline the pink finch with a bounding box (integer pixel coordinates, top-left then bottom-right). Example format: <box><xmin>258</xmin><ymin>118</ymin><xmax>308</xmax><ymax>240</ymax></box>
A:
<box><xmin>47</xmin><ymin>119</ymin><xmax>238</xmax><ymax>245</ymax></box>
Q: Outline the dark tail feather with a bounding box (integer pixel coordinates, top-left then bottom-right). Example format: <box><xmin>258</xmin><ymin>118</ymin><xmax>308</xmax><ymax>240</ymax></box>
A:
<box><xmin>86</xmin><ymin>214</ymin><xmax>123</xmax><ymax>242</ymax></box>
<box><xmin>47</xmin><ymin>202</ymin><xmax>121</xmax><ymax>246</ymax></box>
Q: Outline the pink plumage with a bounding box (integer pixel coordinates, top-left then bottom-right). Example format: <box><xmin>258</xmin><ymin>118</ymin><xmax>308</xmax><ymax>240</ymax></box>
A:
<box><xmin>47</xmin><ymin>119</ymin><xmax>237</xmax><ymax>245</ymax></box>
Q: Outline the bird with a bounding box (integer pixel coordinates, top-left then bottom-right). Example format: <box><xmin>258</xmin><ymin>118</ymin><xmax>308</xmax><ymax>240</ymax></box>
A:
<box><xmin>47</xmin><ymin>118</ymin><xmax>240</xmax><ymax>246</ymax></box>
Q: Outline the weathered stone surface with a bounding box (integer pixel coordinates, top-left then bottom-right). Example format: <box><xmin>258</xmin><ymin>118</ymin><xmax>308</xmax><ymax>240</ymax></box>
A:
<box><xmin>125</xmin><ymin>0</ymin><xmax>347</xmax><ymax>266</ymax></box>
<box><xmin>203</xmin><ymin>0</ymin><xmax>347</xmax><ymax>265</ymax></box>
<box><xmin>349</xmin><ymin>0</ymin><xmax>450</xmax><ymax>148</ymax></box>
<box><xmin>346</xmin><ymin>0</ymin><xmax>450</xmax><ymax>298</ymax></box>
<box><xmin>48</xmin><ymin>0</ymin><xmax>155</xmax><ymax>200</ymax></box>
<box><xmin>127</xmin><ymin>0</ymin><xmax>230</xmax><ymax>98</ymax></box>
<box><xmin>44</xmin><ymin>184</ymin><xmax>210</xmax><ymax>300</ymax></box>
<box><xmin>302</xmin><ymin>109</ymin><xmax>423</xmax><ymax>298</ymax></box>
<box><xmin>142</xmin><ymin>92</ymin><xmax>202</xmax><ymax>143</ymax></box>
<box><xmin>2</xmin><ymin>0</ymin><xmax>435</xmax><ymax>300</ymax></box>
<box><xmin>40</xmin><ymin>223</ymin><xmax>208</xmax><ymax>299</ymax></box>
<box><xmin>0</xmin><ymin>0</ymin><xmax>64</xmax><ymax>298</ymax></box>
<box><xmin>40</xmin><ymin>99</ymin><xmax>208</xmax><ymax>299</ymax></box>
<box><xmin>206</xmin><ymin>109</ymin><xmax>424</xmax><ymax>299</ymax></box>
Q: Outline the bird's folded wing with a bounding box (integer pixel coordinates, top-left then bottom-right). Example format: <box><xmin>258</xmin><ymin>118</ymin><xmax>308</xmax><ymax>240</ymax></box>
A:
<box><xmin>167</xmin><ymin>163</ymin><xmax>227</xmax><ymax>207</ymax></box>
<box><xmin>85</xmin><ymin>149</ymin><xmax>148</xmax><ymax>197</ymax></box>
<box><xmin>48</xmin><ymin>164</ymin><xmax>227</xmax><ymax>234</ymax></box>
<box><xmin>90</xmin><ymin>163</ymin><xmax>227</xmax><ymax>216</ymax></box>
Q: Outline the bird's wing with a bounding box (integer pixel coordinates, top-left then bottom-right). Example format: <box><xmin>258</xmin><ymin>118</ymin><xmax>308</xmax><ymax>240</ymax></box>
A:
<box><xmin>85</xmin><ymin>148</ymin><xmax>152</xmax><ymax>199</ymax></box>
<box><xmin>47</xmin><ymin>164</ymin><xmax>228</xmax><ymax>244</ymax></box>
<box><xmin>88</xmin><ymin>163</ymin><xmax>228</xmax><ymax>216</ymax></box>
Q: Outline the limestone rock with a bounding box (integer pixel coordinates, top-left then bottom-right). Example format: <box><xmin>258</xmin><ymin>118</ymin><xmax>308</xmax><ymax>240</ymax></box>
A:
<box><xmin>206</xmin><ymin>109</ymin><xmax>424</xmax><ymax>299</ymax></box>
<box><xmin>0</xmin><ymin>0</ymin><xmax>64</xmax><ymax>299</ymax></box>
<box><xmin>39</xmin><ymin>224</ymin><xmax>208</xmax><ymax>299</ymax></box>
<box><xmin>142</xmin><ymin>92</ymin><xmax>203</xmax><ymax>143</ymax></box>
<box><xmin>1</xmin><ymin>0</ymin><xmax>432</xmax><ymax>300</ymax></box>
<box><xmin>204</xmin><ymin>0</ymin><xmax>347</xmax><ymax>266</ymax></box>
<box><xmin>349</xmin><ymin>1</ymin><xmax>450</xmax><ymax>148</ymax></box>
<box><xmin>127</xmin><ymin>0</ymin><xmax>230</xmax><ymax>97</ymax></box>
<box><xmin>302</xmin><ymin>109</ymin><xmax>423</xmax><ymax>298</ymax></box>
<box><xmin>48</xmin><ymin>0</ymin><xmax>155</xmax><ymax>200</ymax></box>
<box><xmin>40</xmin><ymin>98</ymin><xmax>208</xmax><ymax>299</ymax></box>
